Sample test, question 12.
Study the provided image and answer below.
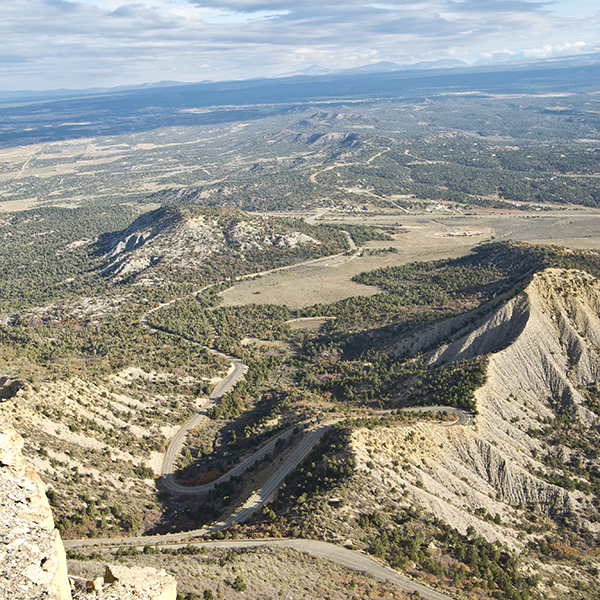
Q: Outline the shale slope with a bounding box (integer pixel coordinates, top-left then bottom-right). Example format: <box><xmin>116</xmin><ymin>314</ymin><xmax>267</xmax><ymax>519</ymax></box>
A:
<box><xmin>382</xmin><ymin>268</ymin><xmax>600</xmax><ymax>542</ymax></box>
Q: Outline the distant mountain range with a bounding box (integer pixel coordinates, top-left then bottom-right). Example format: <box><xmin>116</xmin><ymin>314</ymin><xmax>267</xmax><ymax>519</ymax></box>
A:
<box><xmin>283</xmin><ymin>58</ymin><xmax>469</xmax><ymax>77</ymax></box>
<box><xmin>0</xmin><ymin>50</ymin><xmax>598</xmax><ymax>147</ymax></box>
<box><xmin>1</xmin><ymin>51</ymin><xmax>599</xmax><ymax>104</ymax></box>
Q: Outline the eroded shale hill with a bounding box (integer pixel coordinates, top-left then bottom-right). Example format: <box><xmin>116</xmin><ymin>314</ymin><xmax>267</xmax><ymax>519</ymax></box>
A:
<box><xmin>284</xmin><ymin>267</ymin><xmax>600</xmax><ymax>598</ymax></box>
<box><xmin>394</xmin><ymin>268</ymin><xmax>600</xmax><ymax>538</ymax></box>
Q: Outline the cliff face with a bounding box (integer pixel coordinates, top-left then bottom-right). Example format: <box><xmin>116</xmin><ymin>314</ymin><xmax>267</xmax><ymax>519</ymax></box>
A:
<box><xmin>0</xmin><ymin>426</ymin><xmax>71</xmax><ymax>600</ymax></box>
<box><xmin>0</xmin><ymin>426</ymin><xmax>177</xmax><ymax>600</ymax></box>
<box><xmin>0</xmin><ymin>426</ymin><xmax>178</xmax><ymax>600</ymax></box>
<box><xmin>351</xmin><ymin>268</ymin><xmax>600</xmax><ymax>547</ymax></box>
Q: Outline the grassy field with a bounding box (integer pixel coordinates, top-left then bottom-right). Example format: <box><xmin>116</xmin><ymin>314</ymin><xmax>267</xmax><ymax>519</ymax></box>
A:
<box><xmin>219</xmin><ymin>208</ymin><xmax>600</xmax><ymax>309</ymax></box>
<box><xmin>219</xmin><ymin>214</ymin><xmax>492</xmax><ymax>308</ymax></box>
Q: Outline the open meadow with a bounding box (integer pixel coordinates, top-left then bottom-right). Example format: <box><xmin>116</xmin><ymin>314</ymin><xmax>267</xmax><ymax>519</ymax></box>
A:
<box><xmin>218</xmin><ymin>206</ymin><xmax>600</xmax><ymax>308</ymax></box>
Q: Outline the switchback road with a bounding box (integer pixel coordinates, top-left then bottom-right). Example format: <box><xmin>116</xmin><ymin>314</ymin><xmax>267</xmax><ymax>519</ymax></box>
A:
<box><xmin>142</xmin><ymin>235</ymin><xmax>362</xmax><ymax>494</ymax></box>
<box><xmin>160</xmin><ymin>355</ymin><xmax>247</xmax><ymax>493</ymax></box>
<box><xmin>116</xmin><ymin>232</ymin><xmax>472</xmax><ymax>600</ymax></box>
<box><xmin>66</xmin><ymin>403</ymin><xmax>469</xmax><ymax>600</ymax></box>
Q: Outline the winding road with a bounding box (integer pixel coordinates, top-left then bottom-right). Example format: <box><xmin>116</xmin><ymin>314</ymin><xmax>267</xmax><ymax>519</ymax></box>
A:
<box><xmin>142</xmin><ymin>231</ymin><xmax>362</xmax><ymax>494</ymax></box>
<box><xmin>67</xmin><ymin>380</ymin><xmax>470</xmax><ymax>600</ymax></box>
<box><xmin>404</xmin><ymin>405</ymin><xmax>473</xmax><ymax>427</ymax></box>
<box><xmin>160</xmin><ymin>354</ymin><xmax>247</xmax><ymax>493</ymax></box>
<box><xmin>74</xmin><ymin>231</ymin><xmax>472</xmax><ymax>600</ymax></box>
<box><xmin>64</xmin><ymin>536</ymin><xmax>454</xmax><ymax>600</ymax></box>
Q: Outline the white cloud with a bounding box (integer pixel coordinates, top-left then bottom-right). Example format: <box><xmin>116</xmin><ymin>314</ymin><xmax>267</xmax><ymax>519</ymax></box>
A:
<box><xmin>523</xmin><ymin>41</ymin><xmax>587</xmax><ymax>57</ymax></box>
<box><xmin>0</xmin><ymin>0</ymin><xmax>598</xmax><ymax>90</ymax></box>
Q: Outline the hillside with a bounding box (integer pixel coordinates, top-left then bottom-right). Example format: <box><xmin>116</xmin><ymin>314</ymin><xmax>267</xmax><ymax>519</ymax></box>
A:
<box><xmin>396</xmin><ymin>267</ymin><xmax>600</xmax><ymax>537</ymax></box>
<box><xmin>97</xmin><ymin>206</ymin><xmax>333</xmax><ymax>283</ymax></box>
<box><xmin>277</xmin><ymin>268</ymin><xmax>600</xmax><ymax>599</ymax></box>
<box><xmin>2</xmin><ymin>52</ymin><xmax>600</xmax><ymax>600</ymax></box>
<box><xmin>4</xmin><ymin>228</ymin><xmax>600</xmax><ymax>599</ymax></box>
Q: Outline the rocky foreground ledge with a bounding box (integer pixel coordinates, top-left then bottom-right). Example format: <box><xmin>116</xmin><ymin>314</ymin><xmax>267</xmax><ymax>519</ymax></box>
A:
<box><xmin>0</xmin><ymin>425</ymin><xmax>71</xmax><ymax>600</ymax></box>
<box><xmin>0</xmin><ymin>425</ymin><xmax>176</xmax><ymax>600</ymax></box>
<box><xmin>71</xmin><ymin>565</ymin><xmax>177</xmax><ymax>600</ymax></box>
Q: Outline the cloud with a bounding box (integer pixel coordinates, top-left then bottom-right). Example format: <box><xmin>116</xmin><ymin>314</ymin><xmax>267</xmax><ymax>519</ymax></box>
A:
<box><xmin>0</xmin><ymin>0</ymin><xmax>598</xmax><ymax>90</ymax></box>
<box><xmin>523</xmin><ymin>40</ymin><xmax>588</xmax><ymax>57</ymax></box>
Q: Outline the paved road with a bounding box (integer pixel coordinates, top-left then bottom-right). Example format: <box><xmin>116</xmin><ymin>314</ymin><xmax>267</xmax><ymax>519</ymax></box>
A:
<box><xmin>62</xmin><ymin>420</ymin><xmax>337</xmax><ymax>545</ymax></box>
<box><xmin>160</xmin><ymin>355</ymin><xmax>247</xmax><ymax>493</ymax></box>
<box><xmin>64</xmin><ymin>536</ymin><xmax>454</xmax><ymax>600</ymax></box>
<box><xmin>161</xmin><ymin>417</ymin><xmax>311</xmax><ymax>494</ymax></box>
<box><xmin>141</xmin><ymin>295</ymin><xmax>250</xmax><ymax>493</ymax></box>
<box><xmin>213</xmin><ymin>408</ymin><xmax>471</xmax><ymax>526</ymax></box>
<box><xmin>403</xmin><ymin>405</ymin><xmax>473</xmax><ymax>426</ymax></box>
<box><xmin>64</xmin><ymin>385</ymin><xmax>468</xmax><ymax>600</ymax></box>
<box><xmin>219</xmin><ymin>421</ymin><xmax>335</xmax><ymax>527</ymax></box>
<box><xmin>342</xmin><ymin>229</ymin><xmax>357</xmax><ymax>251</ymax></box>
<box><xmin>142</xmin><ymin>236</ymin><xmax>362</xmax><ymax>495</ymax></box>
<box><xmin>66</xmin><ymin>405</ymin><xmax>470</xmax><ymax>551</ymax></box>
<box><xmin>161</xmin><ymin>404</ymin><xmax>471</xmax><ymax>496</ymax></box>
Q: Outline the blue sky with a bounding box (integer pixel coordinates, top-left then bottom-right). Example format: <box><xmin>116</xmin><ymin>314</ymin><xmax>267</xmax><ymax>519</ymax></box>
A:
<box><xmin>1</xmin><ymin>0</ymin><xmax>599</xmax><ymax>90</ymax></box>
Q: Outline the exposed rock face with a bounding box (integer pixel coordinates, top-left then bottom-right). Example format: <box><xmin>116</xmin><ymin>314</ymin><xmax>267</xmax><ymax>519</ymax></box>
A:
<box><xmin>0</xmin><ymin>426</ymin><xmax>71</xmax><ymax>600</ymax></box>
<box><xmin>97</xmin><ymin>206</ymin><xmax>321</xmax><ymax>281</ymax></box>
<box><xmin>463</xmin><ymin>269</ymin><xmax>600</xmax><ymax>518</ymax></box>
<box><xmin>355</xmin><ymin>268</ymin><xmax>600</xmax><ymax>546</ymax></box>
<box><xmin>71</xmin><ymin>565</ymin><xmax>177</xmax><ymax>600</ymax></box>
<box><xmin>102</xmin><ymin>565</ymin><xmax>177</xmax><ymax>600</ymax></box>
<box><xmin>0</xmin><ymin>427</ymin><xmax>179</xmax><ymax>600</ymax></box>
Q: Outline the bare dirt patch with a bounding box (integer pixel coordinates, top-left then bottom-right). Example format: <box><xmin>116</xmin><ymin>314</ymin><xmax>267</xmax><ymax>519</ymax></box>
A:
<box><xmin>0</xmin><ymin>198</ymin><xmax>39</xmax><ymax>212</ymax></box>
<box><xmin>437</xmin><ymin>210</ymin><xmax>600</xmax><ymax>247</ymax></box>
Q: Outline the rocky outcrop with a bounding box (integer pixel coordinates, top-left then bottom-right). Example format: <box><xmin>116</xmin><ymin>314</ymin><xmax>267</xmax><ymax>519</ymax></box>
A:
<box><xmin>0</xmin><ymin>377</ymin><xmax>24</xmax><ymax>400</ymax></box>
<box><xmin>0</xmin><ymin>426</ymin><xmax>71</xmax><ymax>600</ymax></box>
<box><xmin>103</xmin><ymin>565</ymin><xmax>176</xmax><ymax>600</ymax></box>
<box><xmin>425</xmin><ymin>269</ymin><xmax>600</xmax><ymax>416</ymax></box>
<box><xmin>267</xmin><ymin>128</ymin><xmax>361</xmax><ymax>146</ymax></box>
<box><xmin>0</xmin><ymin>426</ymin><xmax>178</xmax><ymax>600</ymax></box>
<box><xmin>71</xmin><ymin>565</ymin><xmax>177</xmax><ymax>600</ymax></box>
<box><xmin>97</xmin><ymin>206</ymin><xmax>322</xmax><ymax>281</ymax></box>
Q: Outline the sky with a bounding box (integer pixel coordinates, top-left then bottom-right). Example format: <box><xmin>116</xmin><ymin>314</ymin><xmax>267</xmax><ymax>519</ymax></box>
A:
<box><xmin>1</xmin><ymin>0</ymin><xmax>599</xmax><ymax>91</ymax></box>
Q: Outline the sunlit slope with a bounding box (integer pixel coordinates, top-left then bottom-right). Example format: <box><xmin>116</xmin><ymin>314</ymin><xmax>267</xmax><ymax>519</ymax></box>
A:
<box><xmin>96</xmin><ymin>205</ymin><xmax>337</xmax><ymax>282</ymax></box>
<box><xmin>383</xmin><ymin>269</ymin><xmax>600</xmax><ymax>541</ymax></box>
